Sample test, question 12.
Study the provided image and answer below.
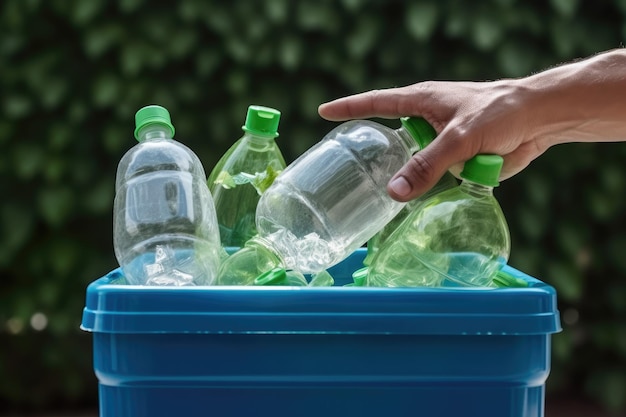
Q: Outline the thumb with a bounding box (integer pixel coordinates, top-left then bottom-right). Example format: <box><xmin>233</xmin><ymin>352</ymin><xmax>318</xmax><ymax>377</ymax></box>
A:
<box><xmin>387</xmin><ymin>129</ymin><xmax>472</xmax><ymax>201</ymax></box>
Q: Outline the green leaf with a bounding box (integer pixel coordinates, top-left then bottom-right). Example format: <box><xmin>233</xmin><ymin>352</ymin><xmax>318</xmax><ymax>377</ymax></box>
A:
<box><xmin>40</xmin><ymin>78</ymin><xmax>67</xmax><ymax>109</ymax></box>
<box><xmin>167</xmin><ymin>29</ymin><xmax>197</xmax><ymax>59</ymax></box>
<box><xmin>118</xmin><ymin>0</ymin><xmax>144</xmax><ymax>14</ymax></box>
<box><xmin>600</xmin><ymin>163</ymin><xmax>625</xmax><ymax>195</ymax></box>
<box><xmin>72</xmin><ymin>0</ymin><xmax>105</xmax><ymax>25</ymax></box>
<box><xmin>493</xmin><ymin>0</ymin><xmax>517</xmax><ymax>6</ymax></box>
<box><xmin>346</xmin><ymin>16</ymin><xmax>380</xmax><ymax>58</ymax></box>
<box><xmin>67</xmin><ymin>99</ymin><xmax>88</xmax><ymax>124</ymax></box>
<box><xmin>556</xmin><ymin>222</ymin><xmax>587</xmax><ymax>258</ymax></box>
<box><xmin>496</xmin><ymin>41</ymin><xmax>536</xmax><ymax>77</ymax></box>
<box><xmin>225</xmin><ymin>37</ymin><xmax>251</xmax><ymax>63</ymax></box>
<box><xmin>82</xmin><ymin>178</ymin><xmax>114</xmax><ymax>215</ymax></box>
<box><xmin>405</xmin><ymin>2</ymin><xmax>439</xmax><ymax>41</ymax></box>
<box><xmin>524</xmin><ymin>174</ymin><xmax>551</xmax><ymax>209</ymax></box>
<box><xmin>48</xmin><ymin>124</ymin><xmax>71</xmax><ymax>150</ymax></box>
<box><xmin>471</xmin><ymin>13</ymin><xmax>503</xmax><ymax>51</ymax></box>
<box><xmin>203</xmin><ymin>6</ymin><xmax>231</xmax><ymax>34</ymax></box>
<box><xmin>551</xmin><ymin>330</ymin><xmax>574</xmax><ymax>362</ymax></box>
<box><xmin>225</xmin><ymin>69</ymin><xmax>249</xmax><ymax>95</ymax></box>
<box><xmin>545</xmin><ymin>260</ymin><xmax>583</xmax><ymax>302</ymax></box>
<box><xmin>588</xmin><ymin>189</ymin><xmax>618</xmax><ymax>221</ymax></box>
<box><xmin>265</xmin><ymin>0</ymin><xmax>288</xmax><ymax>23</ymax></box>
<box><xmin>296</xmin><ymin>2</ymin><xmax>337</xmax><ymax>32</ymax></box>
<box><xmin>0</xmin><ymin>203</ymin><xmax>35</xmax><ymax>267</ymax></box>
<box><xmin>515</xmin><ymin>205</ymin><xmax>546</xmax><ymax>241</ymax></box>
<box><xmin>278</xmin><ymin>36</ymin><xmax>302</xmax><ymax>71</ymax></box>
<box><xmin>443</xmin><ymin>9</ymin><xmax>468</xmax><ymax>38</ymax></box>
<box><xmin>2</xmin><ymin>0</ymin><xmax>25</xmax><ymax>29</ymax></box>
<box><xmin>47</xmin><ymin>238</ymin><xmax>80</xmax><ymax>277</ymax></box>
<box><xmin>550</xmin><ymin>17</ymin><xmax>577</xmax><ymax>57</ymax></box>
<box><xmin>3</xmin><ymin>94</ymin><xmax>32</xmax><ymax>118</ymax></box>
<box><xmin>38</xmin><ymin>187</ymin><xmax>75</xmax><ymax>228</ymax></box>
<box><xmin>585</xmin><ymin>369</ymin><xmax>626</xmax><ymax>411</ymax></box>
<box><xmin>298</xmin><ymin>81</ymin><xmax>328</xmax><ymax>121</ymax></box>
<box><xmin>92</xmin><ymin>74</ymin><xmax>121</xmax><ymax>107</ymax></box>
<box><xmin>195</xmin><ymin>49</ymin><xmax>221</xmax><ymax>78</ymax></box>
<box><xmin>37</xmin><ymin>282</ymin><xmax>60</xmax><ymax>308</ymax></box>
<box><xmin>617</xmin><ymin>0</ymin><xmax>626</xmax><ymax>14</ymax></box>
<box><xmin>606</xmin><ymin>281</ymin><xmax>626</xmax><ymax>313</ymax></box>
<box><xmin>550</xmin><ymin>0</ymin><xmax>580</xmax><ymax>18</ymax></box>
<box><xmin>0</xmin><ymin>33</ymin><xmax>26</xmax><ymax>56</ymax></box>
<box><xmin>43</xmin><ymin>156</ymin><xmax>66</xmax><ymax>183</ymax></box>
<box><xmin>340</xmin><ymin>0</ymin><xmax>367</xmax><ymax>12</ymax></box>
<box><xmin>13</xmin><ymin>144</ymin><xmax>44</xmax><ymax>180</ymax></box>
<box><xmin>84</xmin><ymin>24</ymin><xmax>122</xmax><ymax>58</ymax></box>
<box><xmin>119</xmin><ymin>41</ymin><xmax>145</xmax><ymax>76</ymax></box>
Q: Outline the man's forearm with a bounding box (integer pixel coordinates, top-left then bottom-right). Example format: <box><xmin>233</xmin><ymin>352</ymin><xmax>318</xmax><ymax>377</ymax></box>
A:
<box><xmin>519</xmin><ymin>48</ymin><xmax>626</xmax><ymax>147</ymax></box>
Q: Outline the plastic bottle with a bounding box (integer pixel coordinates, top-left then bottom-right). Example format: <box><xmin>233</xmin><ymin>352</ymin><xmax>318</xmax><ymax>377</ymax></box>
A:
<box><xmin>113</xmin><ymin>105</ymin><xmax>221</xmax><ymax>286</ymax></box>
<box><xmin>207</xmin><ymin>105</ymin><xmax>286</xmax><ymax>248</ymax></box>
<box><xmin>249</xmin><ymin>117</ymin><xmax>438</xmax><ymax>275</ymax></box>
<box><xmin>364</xmin><ymin>120</ymin><xmax>457</xmax><ymax>265</ymax></box>
<box><xmin>217</xmin><ymin>236</ymin><xmax>283</xmax><ymax>285</ymax></box>
<box><xmin>366</xmin><ymin>154</ymin><xmax>510</xmax><ymax>288</ymax></box>
<box><xmin>253</xmin><ymin>268</ymin><xmax>308</xmax><ymax>286</ymax></box>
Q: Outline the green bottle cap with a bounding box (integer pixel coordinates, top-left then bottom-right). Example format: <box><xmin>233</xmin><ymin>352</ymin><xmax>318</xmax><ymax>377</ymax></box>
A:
<box><xmin>492</xmin><ymin>269</ymin><xmax>529</xmax><ymax>288</ymax></box>
<box><xmin>460</xmin><ymin>154</ymin><xmax>503</xmax><ymax>187</ymax></box>
<box><xmin>400</xmin><ymin>117</ymin><xmax>437</xmax><ymax>150</ymax></box>
<box><xmin>351</xmin><ymin>266</ymin><xmax>368</xmax><ymax>286</ymax></box>
<box><xmin>254</xmin><ymin>267</ymin><xmax>287</xmax><ymax>286</ymax></box>
<box><xmin>242</xmin><ymin>105</ymin><xmax>281</xmax><ymax>138</ymax></box>
<box><xmin>134</xmin><ymin>105</ymin><xmax>175</xmax><ymax>141</ymax></box>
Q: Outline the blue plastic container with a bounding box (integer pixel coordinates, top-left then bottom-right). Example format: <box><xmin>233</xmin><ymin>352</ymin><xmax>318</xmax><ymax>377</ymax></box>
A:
<box><xmin>81</xmin><ymin>249</ymin><xmax>561</xmax><ymax>417</ymax></box>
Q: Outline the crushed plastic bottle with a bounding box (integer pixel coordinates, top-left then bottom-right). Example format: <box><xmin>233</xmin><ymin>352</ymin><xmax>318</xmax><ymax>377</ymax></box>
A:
<box><xmin>113</xmin><ymin>105</ymin><xmax>221</xmax><ymax>286</ymax></box>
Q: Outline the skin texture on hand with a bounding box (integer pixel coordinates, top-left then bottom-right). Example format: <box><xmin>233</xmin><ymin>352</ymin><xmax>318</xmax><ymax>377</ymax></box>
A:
<box><xmin>318</xmin><ymin>49</ymin><xmax>626</xmax><ymax>202</ymax></box>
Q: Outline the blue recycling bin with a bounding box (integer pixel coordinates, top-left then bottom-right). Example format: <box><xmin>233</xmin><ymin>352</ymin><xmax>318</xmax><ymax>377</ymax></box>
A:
<box><xmin>81</xmin><ymin>248</ymin><xmax>561</xmax><ymax>417</ymax></box>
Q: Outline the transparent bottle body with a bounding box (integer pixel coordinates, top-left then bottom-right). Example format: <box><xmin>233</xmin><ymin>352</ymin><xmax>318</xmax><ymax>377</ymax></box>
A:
<box><xmin>113</xmin><ymin>131</ymin><xmax>221</xmax><ymax>285</ymax></box>
<box><xmin>207</xmin><ymin>133</ymin><xmax>286</xmax><ymax>247</ymax></box>
<box><xmin>365</xmin><ymin>171</ymin><xmax>458</xmax><ymax>265</ymax></box>
<box><xmin>256</xmin><ymin>120</ymin><xmax>416</xmax><ymax>274</ymax></box>
<box><xmin>216</xmin><ymin>237</ymin><xmax>283</xmax><ymax>285</ymax></box>
<box><xmin>366</xmin><ymin>181</ymin><xmax>510</xmax><ymax>287</ymax></box>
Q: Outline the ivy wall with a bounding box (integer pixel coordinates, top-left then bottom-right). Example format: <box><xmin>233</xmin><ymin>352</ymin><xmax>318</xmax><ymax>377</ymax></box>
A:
<box><xmin>1</xmin><ymin>0</ymin><xmax>625</xmax><ymax>412</ymax></box>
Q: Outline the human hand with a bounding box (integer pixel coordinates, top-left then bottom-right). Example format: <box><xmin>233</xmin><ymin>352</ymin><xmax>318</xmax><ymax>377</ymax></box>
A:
<box><xmin>318</xmin><ymin>80</ymin><xmax>549</xmax><ymax>202</ymax></box>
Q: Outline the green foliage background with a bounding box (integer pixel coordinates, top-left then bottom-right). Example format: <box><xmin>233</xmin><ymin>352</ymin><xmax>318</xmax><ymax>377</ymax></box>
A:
<box><xmin>1</xmin><ymin>0</ymin><xmax>626</xmax><ymax>413</ymax></box>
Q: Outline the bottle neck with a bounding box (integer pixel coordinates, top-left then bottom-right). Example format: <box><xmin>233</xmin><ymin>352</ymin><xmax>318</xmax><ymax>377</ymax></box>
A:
<box><xmin>243</xmin><ymin>132</ymin><xmax>277</xmax><ymax>146</ymax></box>
<box><xmin>459</xmin><ymin>180</ymin><xmax>494</xmax><ymax>197</ymax></box>
<box><xmin>137</xmin><ymin>125</ymin><xmax>172</xmax><ymax>142</ymax></box>
<box><xmin>395</xmin><ymin>126</ymin><xmax>422</xmax><ymax>154</ymax></box>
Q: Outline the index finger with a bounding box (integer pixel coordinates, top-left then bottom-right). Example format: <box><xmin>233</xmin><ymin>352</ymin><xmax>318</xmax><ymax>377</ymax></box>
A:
<box><xmin>318</xmin><ymin>86</ymin><xmax>423</xmax><ymax>121</ymax></box>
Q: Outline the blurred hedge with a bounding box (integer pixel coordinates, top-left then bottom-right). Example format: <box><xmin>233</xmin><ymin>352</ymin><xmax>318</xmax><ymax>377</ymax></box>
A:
<box><xmin>1</xmin><ymin>0</ymin><xmax>626</xmax><ymax>413</ymax></box>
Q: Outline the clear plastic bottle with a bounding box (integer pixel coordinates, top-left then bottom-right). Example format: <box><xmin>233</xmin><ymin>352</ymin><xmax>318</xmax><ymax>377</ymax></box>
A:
<box><xmin>113</xmin><ymin>105</ymin><xmax>221</xmax><ymax>286</ymax></box>
<box><xmin>364</xmin><ymin>120</ymin><xmax>458</xmax><ymax>265</ymax></box>
<box><xmin>366</xmin><ymin>154</ymin><xmax>510</xmax><ymax>288</ymax></box>
<box><xmin>249</xmin><ymin>117</ymin><xmax>438</xmax><ymax>275</ymax></box>
<box><xmin>207</xmin><ymin>105</ymin><xmax>286</xmax><ymax>248</ymax></box>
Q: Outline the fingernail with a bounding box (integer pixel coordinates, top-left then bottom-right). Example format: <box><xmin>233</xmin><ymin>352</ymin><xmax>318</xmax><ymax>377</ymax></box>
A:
<box><xmin>389</xmin><ymin>176</ymin><xmax>411</xmax><ymax>197</ymax></box>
